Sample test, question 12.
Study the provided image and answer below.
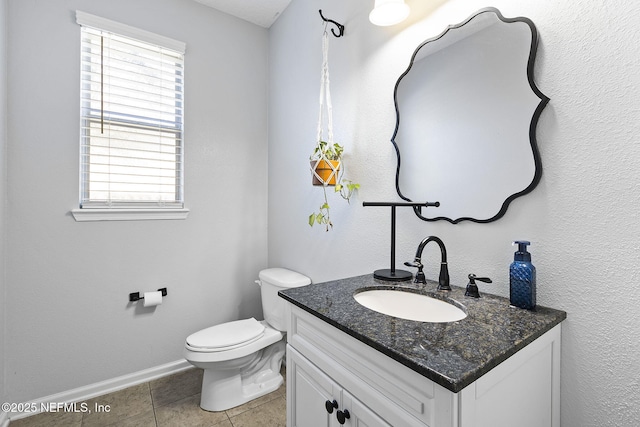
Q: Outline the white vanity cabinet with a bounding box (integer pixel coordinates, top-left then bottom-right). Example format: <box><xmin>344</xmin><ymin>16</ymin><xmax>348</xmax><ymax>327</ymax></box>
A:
<box><xmin>288</xmin><ymin>347</ymin><xmax>390</xmax><ymax>427</ymax></box>
<box><xmin>285</xmin><ymin>304</ymin><xmax>561</xmax><ymax>427</ymax></box>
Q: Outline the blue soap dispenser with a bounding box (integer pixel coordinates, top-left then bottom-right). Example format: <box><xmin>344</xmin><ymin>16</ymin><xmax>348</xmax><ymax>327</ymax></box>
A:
<box><xmin>510</xmin><ymin>241</ymin><xmax>536</xmax><ymax>310</ymax></box>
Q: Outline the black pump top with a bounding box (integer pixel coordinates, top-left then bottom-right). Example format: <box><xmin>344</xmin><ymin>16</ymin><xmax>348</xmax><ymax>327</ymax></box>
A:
<box><xmin>513</xmin><ymin>240</ymin><xmax>531</xmax><ymax>262</ymax></box>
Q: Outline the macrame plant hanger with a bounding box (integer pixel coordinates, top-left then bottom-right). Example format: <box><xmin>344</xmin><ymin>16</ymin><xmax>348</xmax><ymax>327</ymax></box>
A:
<box><xmin>310</xmin><ymin>24</ymin><xmax>340</xmax><ymax>187</ymax></box>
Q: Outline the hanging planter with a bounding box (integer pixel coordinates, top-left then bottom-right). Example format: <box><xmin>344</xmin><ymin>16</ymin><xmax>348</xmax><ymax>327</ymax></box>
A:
<box><xmin>308</xmin><ymin>27</ymin><xmax>359</xmax><ymax>231</ymax></box>
<box><xmin>310</xmin><ymin>140</ymin><xmax>343</xmax><ymax>186</ymax></box>
<box><xmin>311</xmin><ymin>159</ymin><xmax>340</xmax><ymax>186</ymax></box>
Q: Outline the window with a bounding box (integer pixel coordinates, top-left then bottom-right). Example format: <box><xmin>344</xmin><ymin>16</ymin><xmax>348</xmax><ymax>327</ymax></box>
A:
<box><xmin>74</xmin><ymin>12</ymin><xmax>187</xmax><ymax>221</ymax></box>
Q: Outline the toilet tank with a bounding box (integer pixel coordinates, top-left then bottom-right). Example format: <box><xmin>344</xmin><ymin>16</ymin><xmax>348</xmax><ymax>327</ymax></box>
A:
<box><xmin>258</xmin><ymin>268</ymin><xmax>311</xmax><ymax>331</ymax></box>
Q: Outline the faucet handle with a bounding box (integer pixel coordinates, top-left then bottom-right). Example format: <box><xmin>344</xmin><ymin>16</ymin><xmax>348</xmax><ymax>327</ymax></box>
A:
<box><xmin>404</xmin><ymin>260</ymin><xmax>426</xmax><ymax>284</ymax></box>
<box><xmin>404</xmin><ymin>260</ymin><xmax>423</xmax><ymax>269</ymax></box>
<box><xmin>465</xmin><ymin>274</ymin><xmax>492</xmax><ymax>298</ymax></box>
<box><xmin>469</xmin><ymin>274</ymin><xmax>492</xmax><ymax>283</ymax></box>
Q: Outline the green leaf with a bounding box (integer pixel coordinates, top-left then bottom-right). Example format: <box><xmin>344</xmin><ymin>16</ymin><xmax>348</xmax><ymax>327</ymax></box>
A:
<box><xmin>308</xmin><ymin>213</ymin><xmax>316</xmax><ymax>226</ymax></box>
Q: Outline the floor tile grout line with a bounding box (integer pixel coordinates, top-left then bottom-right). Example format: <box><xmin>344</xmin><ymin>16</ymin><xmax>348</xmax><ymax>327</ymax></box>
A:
<box><xmin>149</xmin><ymin>381</ymin><xmax>159</xmax><ymax>427</ymax></box>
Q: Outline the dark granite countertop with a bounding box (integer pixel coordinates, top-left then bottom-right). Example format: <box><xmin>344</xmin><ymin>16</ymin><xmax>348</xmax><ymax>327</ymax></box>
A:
<box><xmin>279</xmin><ymin>274</ymin><xmax>566</xmax><ymax>393</ymax></box>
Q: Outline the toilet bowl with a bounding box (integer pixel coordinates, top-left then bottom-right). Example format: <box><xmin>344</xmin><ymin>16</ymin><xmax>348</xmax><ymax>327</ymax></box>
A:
<box><xmin>184</xmin><ymin>268</ymin><xmax>311</xmax><ymax>412</ymax></box>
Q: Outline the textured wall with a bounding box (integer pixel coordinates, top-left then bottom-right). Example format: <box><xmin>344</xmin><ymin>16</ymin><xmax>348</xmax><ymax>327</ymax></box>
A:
<box><xmin>4</xmin><ymin>0</ymin><xmax>269</xmax><ymax>402</ymax></box>
<box><xmin>268</xmin><ymin>0</ymin><xmax>640</xmax><ymax>426</ymax></box>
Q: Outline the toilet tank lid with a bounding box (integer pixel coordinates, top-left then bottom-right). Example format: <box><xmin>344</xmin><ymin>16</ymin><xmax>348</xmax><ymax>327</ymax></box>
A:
<box><xmin>259</xmin><ymin>268</ymin><xmax>311</xmax><ymax>288</ymax></box>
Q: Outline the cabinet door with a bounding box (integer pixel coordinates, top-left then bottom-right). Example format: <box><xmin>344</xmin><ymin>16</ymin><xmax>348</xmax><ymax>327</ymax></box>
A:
<box><xmin>288</xmin><ymin>346</ymin><xmax>392</xmax><ymax>427</ymax></box>
<box><xmin>288</xmin><ymin>346</ymin><xmax>341</xmax><ymax>427</ymax></box>
<box><xmin>342</xmin><ymin>391</ymin><xmax>392</xmax><ymax>427</ymax></box>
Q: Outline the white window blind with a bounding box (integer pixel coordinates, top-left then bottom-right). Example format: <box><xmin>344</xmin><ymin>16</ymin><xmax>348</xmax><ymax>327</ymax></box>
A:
<box><xmin>77</xmin><ymin>12</ymin><xmax>185</xmax><ymax>209</ymax></box>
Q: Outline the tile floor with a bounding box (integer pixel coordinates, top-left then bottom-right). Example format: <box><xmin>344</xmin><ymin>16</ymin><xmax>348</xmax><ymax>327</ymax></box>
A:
<box><xmin>9</xmin><ymin>367</ymin><xmax>286</xmax><ymax>427</ymax></box>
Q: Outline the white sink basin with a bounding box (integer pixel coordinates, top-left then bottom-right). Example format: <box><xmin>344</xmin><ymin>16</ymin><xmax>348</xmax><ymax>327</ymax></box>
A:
<box><xmin>354</xmin><ymin>289</ymin><xmax>467</xmax><ymax>323</ymax></box>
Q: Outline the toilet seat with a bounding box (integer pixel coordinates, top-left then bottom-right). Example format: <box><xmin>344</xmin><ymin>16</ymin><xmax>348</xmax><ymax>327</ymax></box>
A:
<box><xmin>184</xmin><ymin>320</ymin><xmax>283</xmax><ymax>364</ymax></box>
<box><xmin>186</xmin><ymin>318</ymin><xmax>265</xmax><ymax>352</ymax></box>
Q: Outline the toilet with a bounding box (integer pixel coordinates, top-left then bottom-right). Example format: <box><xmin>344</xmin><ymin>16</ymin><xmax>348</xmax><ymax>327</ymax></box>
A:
<box><xmin>183</xmin><ymin>268</ymin><xmax>311</xmax><ymax>412</ymax></box>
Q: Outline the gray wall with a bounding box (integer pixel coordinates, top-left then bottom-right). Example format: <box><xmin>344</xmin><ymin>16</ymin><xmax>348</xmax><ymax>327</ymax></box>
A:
<box><xmin>268</xmin><ymin>0</ymin><xmax>640</xmax><ymax>426</ymax></box>
<box><xmin>4</xmin><ymin>0</ymin><xmax>269</xmax><ymax>401</ymax></box>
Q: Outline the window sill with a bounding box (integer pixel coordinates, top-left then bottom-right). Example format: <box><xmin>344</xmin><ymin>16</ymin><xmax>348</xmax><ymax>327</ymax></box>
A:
<box><xmin>71</xmin><ymin>208</ymin><xmax>190</xmax><ymax>222</ymax></box>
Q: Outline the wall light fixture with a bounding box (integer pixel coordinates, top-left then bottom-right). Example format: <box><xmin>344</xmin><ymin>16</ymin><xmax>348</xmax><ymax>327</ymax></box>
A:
<box><xmin>369</xmin><ymin>0</ymin><xmax>410</xmax><ymax>26</ymax></box>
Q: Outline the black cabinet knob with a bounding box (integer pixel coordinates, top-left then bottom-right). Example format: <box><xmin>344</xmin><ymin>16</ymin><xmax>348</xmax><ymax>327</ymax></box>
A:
<box><xmin>337</xmin><ymin>409</ymin><xmax>351</xmax><ymax>424</ymax></box>
<box><xmin>325</xmin><ymin>399</ymin><xmax>338</xmax><ymax>414</ymax></box>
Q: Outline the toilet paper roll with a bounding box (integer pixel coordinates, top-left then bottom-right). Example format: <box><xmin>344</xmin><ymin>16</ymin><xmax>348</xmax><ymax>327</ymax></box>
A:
<box><xmin>143</xmin><ymin>291</ymin><xmax>163</xmax><ymax>307</ymax></box>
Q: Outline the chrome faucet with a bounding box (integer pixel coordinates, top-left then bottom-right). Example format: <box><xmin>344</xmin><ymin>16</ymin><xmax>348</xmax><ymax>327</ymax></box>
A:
<box><xmin>404</xmin><ymin>236</ymin><xmax>451</xmax><ymax>291</ymax></box>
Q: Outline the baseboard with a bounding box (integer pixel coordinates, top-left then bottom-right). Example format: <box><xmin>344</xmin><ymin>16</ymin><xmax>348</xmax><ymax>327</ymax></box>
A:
<box><xmin>7</xmin><ymin>359</ymin><xmax>191</xmax><ymax>423</ymax></box>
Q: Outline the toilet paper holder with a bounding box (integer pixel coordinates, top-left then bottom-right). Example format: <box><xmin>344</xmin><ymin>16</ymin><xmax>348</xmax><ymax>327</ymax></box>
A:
<box><xmin>129</xmin><ymin>288</ymin><xmax>167</xmax><ymax>302</ymax></box>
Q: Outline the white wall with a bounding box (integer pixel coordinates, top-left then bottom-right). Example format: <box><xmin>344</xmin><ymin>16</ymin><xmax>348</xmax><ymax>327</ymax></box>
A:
<box><xmin>268</xmin><ymin>1</ymin><xmax>640</xmax><ymax>426</ymax></box>
<box><xmin>4</xmin><ymin>0</ymin><xmax>269</xmax><ymax>402</ymax></box>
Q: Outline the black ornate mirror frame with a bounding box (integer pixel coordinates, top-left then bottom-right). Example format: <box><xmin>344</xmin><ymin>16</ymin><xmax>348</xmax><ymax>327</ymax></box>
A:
<box><xmin>392</xmin><ymin>7</ymin><xmax>549</xmax><ymax>223</ymax></box>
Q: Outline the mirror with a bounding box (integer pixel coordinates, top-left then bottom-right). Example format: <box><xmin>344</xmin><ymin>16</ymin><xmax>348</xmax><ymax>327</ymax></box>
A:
<box><xmin>393</xmin><ymin>8</ymin><xmax>549</xmax><ymax>223</ymax></box>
